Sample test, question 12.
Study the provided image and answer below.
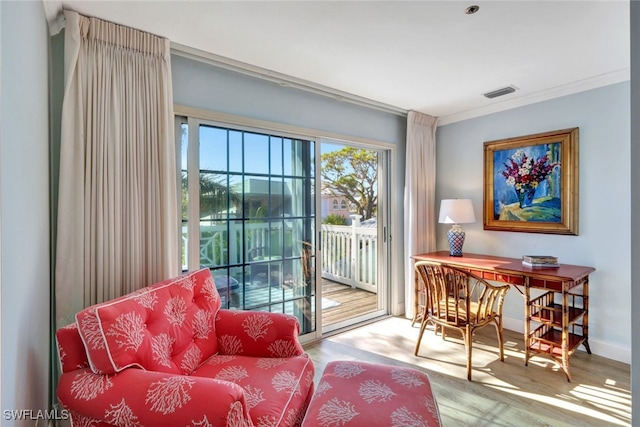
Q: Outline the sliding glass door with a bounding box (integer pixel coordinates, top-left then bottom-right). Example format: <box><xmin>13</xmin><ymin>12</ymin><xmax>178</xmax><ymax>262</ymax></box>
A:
<box><xmin>319</xmin><ymin>141</ymin><xmax>389</xmax><ymax>333</ymax></box>
<box><xmin>179</xmin><ymin>117</ymin><xmax>391</xmax><ymax>338</ymax></box>
<box><xmin>180</xmin><ymin>118</ymin><xmax>316</xmax><ymax>334</ymax></box>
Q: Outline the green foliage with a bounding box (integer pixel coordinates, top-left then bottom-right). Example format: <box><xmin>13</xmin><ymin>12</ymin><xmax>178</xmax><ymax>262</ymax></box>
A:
<box><xmin>321</xmin><ymin>147</ymin><xmax>377</xmax><ymax>220</ymax></box>
<box><xmin>323</xmin><ymin>214</ymin><xmax>348</xmax><ymax>225</ymax></box>
<box><xmin>181</xmin><ymin>172</ymin><xmax>240</xmax><ymax>219</ymax></box>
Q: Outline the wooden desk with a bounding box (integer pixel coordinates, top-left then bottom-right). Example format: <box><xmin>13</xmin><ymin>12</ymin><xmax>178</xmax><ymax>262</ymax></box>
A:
<box><xmin>411</xmin><ymin>251</ymin><xmax>595</xmax><ymax>381</ymax></box>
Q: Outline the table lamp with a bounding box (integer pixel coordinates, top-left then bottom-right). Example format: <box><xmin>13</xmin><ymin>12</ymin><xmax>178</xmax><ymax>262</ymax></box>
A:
<box><xmin>438</xmin><ymin>199</ymin><xmax>476</xmax><ymax>257</ymax></box>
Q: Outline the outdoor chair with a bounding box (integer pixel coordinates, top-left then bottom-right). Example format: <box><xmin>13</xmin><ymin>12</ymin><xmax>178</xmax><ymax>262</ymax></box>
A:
<box><xmin>247</xmin><ymin>246</ymin><xmax>282</xmax><ymax>286</ymax></box>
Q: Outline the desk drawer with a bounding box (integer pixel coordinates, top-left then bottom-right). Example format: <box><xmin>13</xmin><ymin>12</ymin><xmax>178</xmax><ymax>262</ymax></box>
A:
<box><xmin>529</xmin><ymin>278</ymin><xmax>563</xmax><ymax>291</ymax></box>
<box><xmin>476</xmin><ymin>270</ymin><xmax>524</xmax><ymax>286</ymax></box>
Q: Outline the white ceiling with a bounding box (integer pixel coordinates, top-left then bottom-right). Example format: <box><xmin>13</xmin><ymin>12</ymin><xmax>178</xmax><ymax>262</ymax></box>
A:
<box><xmin>45</xmin><ymin>1</ymin><xmax>630</xmax><ymax>124</ymax></box>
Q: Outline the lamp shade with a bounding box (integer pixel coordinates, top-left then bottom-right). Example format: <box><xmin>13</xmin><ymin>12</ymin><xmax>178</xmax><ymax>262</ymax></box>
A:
<box><xmin>438</xmin><ymin>199</ymin><xmax>476</xmax><ymax>224</ymax></box>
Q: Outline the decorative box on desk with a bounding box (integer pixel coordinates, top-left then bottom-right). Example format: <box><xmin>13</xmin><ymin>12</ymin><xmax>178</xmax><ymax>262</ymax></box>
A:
<box><xmin>411</xmin><ymin>251</ymin><xmax>595</xmax><ymax>381</ymax></box>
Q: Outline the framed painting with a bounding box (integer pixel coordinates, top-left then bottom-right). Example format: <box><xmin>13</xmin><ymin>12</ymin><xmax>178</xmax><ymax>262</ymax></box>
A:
<box><xmin>483</xmin><ymin>128</ymin><xmax>579</xmax><ymax>235</ymax></box>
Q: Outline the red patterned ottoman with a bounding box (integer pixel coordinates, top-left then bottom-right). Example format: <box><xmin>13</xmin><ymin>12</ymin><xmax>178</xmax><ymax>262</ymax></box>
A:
<box><xmin>302</xmin><ymin>360</ymin><xmax>442</xmax><ymax>426</ymax></box>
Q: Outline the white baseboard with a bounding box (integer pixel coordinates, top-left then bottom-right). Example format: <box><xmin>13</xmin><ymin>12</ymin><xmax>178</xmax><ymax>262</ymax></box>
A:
<box><xmin>503</xmin><ymin>315</ymin><xmax>630</xmax><ymax>365</ymax></box>
<box><xmin>393</xmin><ymin>302</ymin><xmax>406</xmax><ymax>318</ymax></box>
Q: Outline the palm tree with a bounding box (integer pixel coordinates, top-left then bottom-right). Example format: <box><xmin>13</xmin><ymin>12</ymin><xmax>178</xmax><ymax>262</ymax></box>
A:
<box><xmin>181</xmin><ymin>172</ymin><xmax>240</xmax><ymax>219</ymax></box>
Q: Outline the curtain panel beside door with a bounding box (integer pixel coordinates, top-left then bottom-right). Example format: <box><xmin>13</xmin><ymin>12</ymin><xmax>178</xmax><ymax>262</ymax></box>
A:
<box><xmin>404</xmin><ymin>111</ymin><xmax>438</xmax><ymax>320</ymax></box>
<box><xmin>55</xmin><ymin>10</ymin><xmax>178</xmax><ymax>328</ymax></box>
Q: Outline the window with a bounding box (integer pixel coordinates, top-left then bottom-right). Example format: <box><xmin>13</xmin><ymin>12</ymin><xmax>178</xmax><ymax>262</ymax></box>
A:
<box><xmin>180</xmin><ymin>119</ymin><xmax>316</xmax><ymax>334</ymax></box>
<box><xmin>332</xmin><ymin>199</ymin><xmax>339</xmax><ymax>210</ymax></box>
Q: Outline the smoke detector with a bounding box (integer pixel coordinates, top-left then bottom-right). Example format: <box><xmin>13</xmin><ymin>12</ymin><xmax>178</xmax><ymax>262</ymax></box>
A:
<box><xmin>465</xmin><ymin>5</ymin><xmax>480</xmax><ymax>15</ymax></box>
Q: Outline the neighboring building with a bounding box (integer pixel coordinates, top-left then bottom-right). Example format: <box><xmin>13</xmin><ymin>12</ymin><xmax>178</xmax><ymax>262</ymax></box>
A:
<box><xmin>321</xmin><ymin>189</ymin><xmax>351</xmax><ymax>222</ymax></box>
<box><xmin>238</xmin><ymin>178</ymin><xmax>292</xmax><ymax>218</ymax></box>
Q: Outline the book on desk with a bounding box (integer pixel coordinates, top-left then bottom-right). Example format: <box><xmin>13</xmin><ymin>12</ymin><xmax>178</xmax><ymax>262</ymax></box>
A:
<box><xmin>522</xmin><ymin>255</ymin><xmax>559</xmax><ymax>268</ymax></box>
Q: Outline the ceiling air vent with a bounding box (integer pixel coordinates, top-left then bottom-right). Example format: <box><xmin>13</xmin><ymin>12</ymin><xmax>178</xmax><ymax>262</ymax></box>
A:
<box><xmin>483</xmin><ymin>85</ymin><xmax>517</xmax><ymax>99</ymax></box>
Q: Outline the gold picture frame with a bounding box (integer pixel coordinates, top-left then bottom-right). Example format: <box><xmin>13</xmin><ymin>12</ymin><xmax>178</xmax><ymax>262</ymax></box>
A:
<box><xmin>483</xmin><ymin>128</ymin><xmax>579</xmax><ymax>235</ymax></box>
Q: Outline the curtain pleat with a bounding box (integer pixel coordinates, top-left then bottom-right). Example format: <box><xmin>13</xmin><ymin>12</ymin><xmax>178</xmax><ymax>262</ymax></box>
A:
<box><xmin>404</xmin><ymin>111</ymin><xmax>438</xmax><ymax>319</ymax></box>
<box><xmin>56</xmin><ymin>10</ymin><xmax>178</xmax><ymax>328</ymax></box>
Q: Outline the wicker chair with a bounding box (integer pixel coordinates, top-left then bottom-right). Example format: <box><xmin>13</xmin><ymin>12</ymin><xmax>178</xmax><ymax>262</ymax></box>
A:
<box><xmin>414</xmin><ymin>261</ymin><xmax>510</xmax><ymax>380</ymax></box>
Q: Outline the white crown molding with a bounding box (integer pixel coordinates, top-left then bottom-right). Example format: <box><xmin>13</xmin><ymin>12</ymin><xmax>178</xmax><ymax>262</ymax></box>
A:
<box><xmin>171</xmin><ymin>42</ymin><xmax>408</xmax><ymax>117</ymax></box>
<box><xmin>174</xmin><ymin>40</ymin><xmax>629</xmax><ymax>126</ymax></box>
<box><xmin>438</xmin><ymin>68</ymin><xmax>631</xmax><ymax>126</ymax></box>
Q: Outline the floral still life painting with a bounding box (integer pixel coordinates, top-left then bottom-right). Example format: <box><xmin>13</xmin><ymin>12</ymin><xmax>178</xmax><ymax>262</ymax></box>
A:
<box><xmin>496</xmin><ymin>144</ymin><xmax>560</xmax><ymax>217</ymax></box>
<box><xmin>483</xmin><ymin>128</ymin><xmax>579</xmax><ymax>235</ymax></box>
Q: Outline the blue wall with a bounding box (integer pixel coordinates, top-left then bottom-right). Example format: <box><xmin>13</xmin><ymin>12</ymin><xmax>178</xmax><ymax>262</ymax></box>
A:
<box><xmin>1</xmin><ymin>0</ymin><xmax>51</xmax><ymax>420</ymax></box>
<box><xmin>629</xmin><ymin>1</ymin><xmax>639</xmax><ymax>422</ymax></box>
<box><xmin>172</xmin><ymin>54</ymin><xmax>406</xmax><ymax>145</ymax></box>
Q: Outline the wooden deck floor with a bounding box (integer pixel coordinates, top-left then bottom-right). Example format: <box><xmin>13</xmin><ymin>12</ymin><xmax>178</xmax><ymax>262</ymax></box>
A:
<box><xmin>231</xmin><ymin>276</ymin><xmax>379</xmax><ymax>329</ymax></box>
<box><xmin>321</xmin><ymin>277</ymin><xmax>378</xmax><ymax>326</ymax></box>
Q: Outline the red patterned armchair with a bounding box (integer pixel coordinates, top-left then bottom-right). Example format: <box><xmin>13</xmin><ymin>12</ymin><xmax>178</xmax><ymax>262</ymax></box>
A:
<box><xmin>56</xmin><ymin>268</ymin><xmax>315</xmax><ymax>426</ymax></box>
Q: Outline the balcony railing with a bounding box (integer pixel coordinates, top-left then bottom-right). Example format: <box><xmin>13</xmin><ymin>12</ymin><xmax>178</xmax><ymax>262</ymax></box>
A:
<box><xmin>321</xmin><ymin>224</ymin><xmax>377</xmax><ymax>293</ymax></box>
<box><xmin>183</xmin><ymin>221</ymin><xmax>378</xmax><ymax>294</ymax></box>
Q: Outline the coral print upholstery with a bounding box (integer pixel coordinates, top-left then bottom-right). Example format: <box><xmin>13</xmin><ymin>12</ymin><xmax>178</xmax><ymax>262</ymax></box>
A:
<box><xmin>75</xmin><ymin>268</ymin><xmax>221</xmax><ymax>375</ymax></box>
<box><xmin>215</xmin><ymin>310</ymin><xmax>305</xmax><ymax>358</ymax></box>
<box><xmin>56</xmin><ymin>268</ymin><xmax>315</xmax><ymax>427</ymax></box>
<box><xmin>302</xmin><ymin>361</ymin><xmax>441</xmax><ymax>427</ymax></box>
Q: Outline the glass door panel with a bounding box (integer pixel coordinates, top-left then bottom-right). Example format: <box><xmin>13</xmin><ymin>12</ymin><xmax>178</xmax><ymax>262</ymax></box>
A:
<box><xmin>320</xmin><ymin>141</ymin><xmax>388</xmax><ymax>333</ymax></box>
<box><xmin>181</xmin><ymin>119</ymin><xmax>316</xmax><ymax>335</ymax></box>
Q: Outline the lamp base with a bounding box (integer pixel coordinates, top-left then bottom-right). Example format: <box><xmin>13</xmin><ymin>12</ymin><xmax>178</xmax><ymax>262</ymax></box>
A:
<box><xmin>447</xmin><ymin>224</ymin><xmax>466</xmax><ymax>257</ymax></box>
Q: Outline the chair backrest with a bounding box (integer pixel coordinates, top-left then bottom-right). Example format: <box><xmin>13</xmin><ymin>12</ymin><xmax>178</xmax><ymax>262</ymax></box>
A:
<box><xmin>414</xmin><ymin>261</ymin><xmax>508</xmax><ymax>327</ymax></box>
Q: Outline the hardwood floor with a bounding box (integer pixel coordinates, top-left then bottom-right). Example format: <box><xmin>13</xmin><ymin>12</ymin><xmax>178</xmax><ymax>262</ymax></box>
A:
<box><xmin>304</xmin><ymin>316</ymin><xmax>631</xmax><ymax>427</ymax></box>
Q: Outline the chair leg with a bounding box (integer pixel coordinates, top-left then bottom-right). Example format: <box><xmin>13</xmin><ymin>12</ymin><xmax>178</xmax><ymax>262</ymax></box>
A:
<box><xmin>465</xmin><ymin>324</ymin><xmax>473</xmax><ymax>381</ymax></box>
<box><xmin>434</xmin><ymin>325</ymin><xmax>447</xmax><ymax>340</ymax></box>
<box><xmin>494</xmin><ymin>318</ymin><xmax>505</xmax><ymax>362</ymax></box>
<box><xmin>411</xmin><ymin>309</ymin><xmax>422</xmax><ymax>327</ymax></box>
<box><xmin>414</xmin><ymin>319</ymin><xmax>429</xmax><ymax>356</ymax></box>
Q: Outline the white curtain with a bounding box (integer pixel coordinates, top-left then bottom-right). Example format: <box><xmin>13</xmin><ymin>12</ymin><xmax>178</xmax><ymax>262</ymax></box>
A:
<box><xmin>56</xmin><ymin>11</ymin><xmax>179</xmax><ymax>328</ymax></box>
<box><xmin>403</xmin><ymin>111</ymin><xmax>438</xmax><ymax>320</ymax></box>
